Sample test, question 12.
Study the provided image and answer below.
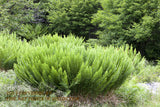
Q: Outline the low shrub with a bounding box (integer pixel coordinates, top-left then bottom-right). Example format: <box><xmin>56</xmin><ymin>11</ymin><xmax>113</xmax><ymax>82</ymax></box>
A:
<box><xmin>14</xmin><ymin>34</ymin><xmax>137</xmax><ymax>97</ymax></box>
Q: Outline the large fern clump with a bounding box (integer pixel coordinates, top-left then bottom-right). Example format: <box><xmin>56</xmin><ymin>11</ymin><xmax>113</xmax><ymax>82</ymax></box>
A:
<box><xmin>14</xmin><ymin>34</ymin><xmax>137</xmax><ymax>97</ymax></box>
<box><xmin>0</xmin><ymin>31</ymin><xmax>28</xmax><ymax>71</ymax></box>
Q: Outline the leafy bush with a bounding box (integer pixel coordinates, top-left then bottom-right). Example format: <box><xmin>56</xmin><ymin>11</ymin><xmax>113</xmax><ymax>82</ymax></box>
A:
<box><xmin>46</xmin><ymin>0</ymin><xmax>101</xmax><ymax>39</ymax></box>
<box><xmin>92</xmin><ymin>0</ymin><xmax>160</xmax><ymax>60</ymax></box>
<box><xmin>0</xmin><ymin>31</ymin><xmax>29</xmax><ymax>70</ymax></box>
<box><xmin>14</xmin><ymin>34</ymin><xmax>137</xmax><ymax>97</ymax></box>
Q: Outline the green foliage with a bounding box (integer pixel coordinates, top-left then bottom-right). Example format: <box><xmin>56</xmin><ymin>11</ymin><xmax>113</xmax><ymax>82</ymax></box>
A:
<box><xmin>0</xmin><ymin>70</ymin><xmax>16</xmax><ymax>85</ymax></box>
<box><xmin>0</xmin><ymin>0</ymin><xmax>49</xmax><ymax>41</ymax></box>
<box><xmin>86</xmin><ymin>39</ymin><xmax>100</xmax><ymax>47</ymax></box>
<box><xmin>47</xmin><ymin>0</ymin><xmax>101</xmax><ymax>39</ymax></box>
<box><xmin>14</xmin><ymin>34</ymin><xmax>137</xmax><ymax>97</ymax></box>
<box><xmin>0</xmin><ymin>0</ymin><xmax>101</xmax><ymax>40</ymax></box>
<box><xmin>0</xmin><ymin>32</ymin><xmax>19</xmax><ymax>70</ymax></box>
<box><xmin>137</xmin><ymin>64</ymin><xmax>160</xmax><ymax>82</ymax></box>
<box><xmin>16</xmin><ymin>23</ymin><xmax>49</xmax><ymax>40</ymax></box>
<box><xmin>93</xmin><ymin>0</ymin><xmax>160</xmax><ymax>60</ymax></box>
<box><xmin>0</xmin><ymin>31</ymin><xmax>29</xmax><ymax>70</ymax></box>
<box><xmin>115</xmin><ymin>78</ymin><xmax>151</xmax><ymax>105</ymax></box>
<box><xmin>158</xmin><ymin>60</ymin><xmax>160</xmax><ymax>66</ymax></box>
<box><xmin>122</xmin><ymin>45</ymin><xmax>145</xmax><ymax>74</ymax></box>
<box><xmin>0</xmin><ymin>0</ymin><xmax>35</xmax><ymax>32</ymax></box>
<box><xmin>30</xmin><ymin>33</ymin><xmax>84</xmax><ymax>47</ymax></box>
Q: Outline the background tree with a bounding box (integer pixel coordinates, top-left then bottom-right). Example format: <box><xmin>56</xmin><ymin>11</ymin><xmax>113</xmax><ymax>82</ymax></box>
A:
<box><xmin>92</xmin><ymin>0</ymin><xmax>160</xmax><ymax>60</ymax></box>
<box><xmin>46</xmin><ymin>0</ymin><xmax>101</xmax><ymax>39</ymax></box>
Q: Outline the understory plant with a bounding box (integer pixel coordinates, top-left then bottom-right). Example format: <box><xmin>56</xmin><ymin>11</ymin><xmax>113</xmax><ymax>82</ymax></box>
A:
<box><xmin>14</xmin><ymin>34</ymin><xmax>139</xmax><ymax>97</ymax></box>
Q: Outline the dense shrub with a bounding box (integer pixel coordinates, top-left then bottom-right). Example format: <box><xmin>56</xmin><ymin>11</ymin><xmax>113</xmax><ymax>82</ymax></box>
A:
<box><xmin>92</xmin><ymin>0</ymin><xmax>160</xmax><ymax>60</ymax></box>
<box><xmin>14</xmin><ymin>34</ymin><xmax>137</xmax><ymax>97</ymax></box>
<box><xmin>46</xmin><ymin>0</ymin><xmax>101</xmax><ymax>39</ymax></box>
<box><xmin>0</xmin><ymin>31</ymin><xmax>29</xmax><ymax>70</ymax></box>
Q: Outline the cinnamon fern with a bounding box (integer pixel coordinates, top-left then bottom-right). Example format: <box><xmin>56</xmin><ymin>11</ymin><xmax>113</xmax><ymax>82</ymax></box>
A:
<box><xmin>14</xmin><ymin>34</ymin><xmax>141</xmax><ymax>97</ymax></box>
